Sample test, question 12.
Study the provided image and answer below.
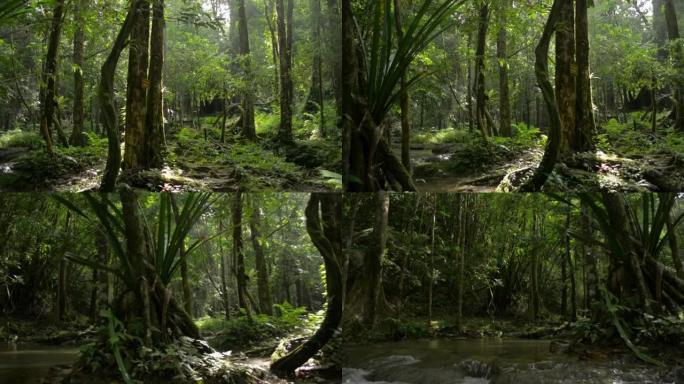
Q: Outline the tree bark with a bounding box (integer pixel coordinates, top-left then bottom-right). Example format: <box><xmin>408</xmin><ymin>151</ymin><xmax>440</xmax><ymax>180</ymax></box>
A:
<box><xmin>326</xmin><ymin>0</ymin><xmax>342</xmax><ymax>116</ymax></box>
<box><xmin>40</xmin><ymin>0</ymin><xmax>66</xmax><ymax>153</ymax></box>
<box><xmin>394</xmin><ymin>0</ymin><xmax>412</xmax><ymax>170</ymax></box>
<box><xmin>144</xmin><ymin>0</ymin><xmax>165</xmax><ymax>168</ymax></box>
<box><xmin>70</xmin><ymin>0</ymin><xmax>87</xmax><ymax>147</ymax></box>
<box><xmin>497</xmin><ymin>1</ymin><xmax>512</xmax><ymax>137</ymax></box>
<box><xmin>475</xmin><ymin>3</ymin><xmax>491</xmax><ymax>138</ymax></box>
<box><xmin>363</xmin><ymin>192</ymin><xmax>388</xmax><ymax>327</ymax></box>
<box><xmin>666</xmin><ymin>202</ymin><xmax>684</xmax><ymax>280</ymax></box>
<box><xmin>276</xmin><ymin>0</ymin><xmax>294</xmax><ymax>142</ymax></box>
<box><xmin>575</xmin><ymin>0</ymin><xmax>595</xmax><ymax>150</ymax></box>
<box><xmin>664</xmin><ymin>0</ymin><xmax>684</xmax><ymax>131</ymax></box>
<box><xmin>556</xmin><ymin>0</ymin><xmax>577</xmax><ymax>154</ymax></box>
<box><xmin>519</xmin><ymin>0</ymin><xmax>563</xmax><ymax>192</ymax></box>
<box><xmin>100</xmin><ymin>1</ymin><xmax>141</xmax><ymax>191</ymax></box>
<box><xmin>250</xmin><ymin>205</ymin><xmax>273</xmax><ymax>315</ymax></box>
<box><xmin>238</xmin><ymin>0</ymin><xmax>257</xmax><ymax>140</ymax></box>
<box><xmin>271</xmin><ymin>194</ymin><xmax>344</xmax><ymax>377</ymax></box>
<box><xmin>233</xmin><ymin>191</ymin><xmax>251</xmax><ymax>317</ymax></box>
<box><xmin>123</xmin><ymin>0</ymin><xmax>150</xmax><ymax>171</ymax></box>
<box><xmin>219</xmin><ymin>220</ymin><xmax>231</xmax><ymax>320</ymax></box>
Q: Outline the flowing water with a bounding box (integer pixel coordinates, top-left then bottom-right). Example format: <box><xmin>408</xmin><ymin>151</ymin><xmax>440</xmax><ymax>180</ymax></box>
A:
<box><xmin>0</xmin><ymin>343</ymin><xmax>79</xmax><ymax>384</ymax></box>
<box><xmin>343</xmin><ymin>338</ymin><xmax>680</xmax><ymax>384</ymax></box>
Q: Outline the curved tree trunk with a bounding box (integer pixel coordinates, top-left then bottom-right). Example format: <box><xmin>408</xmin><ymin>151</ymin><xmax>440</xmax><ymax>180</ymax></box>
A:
<box><xmin>271</xmin><ymin>193</ymin><xmax>344</xmax><ymax>378</ymax></box>
<box><xmin>100</xmin><ymin>1</ymin><xmax>141</xmax><ymax>192</ymax></box>
<box><xmin>519</xmin><ymin>0</ymin><xmax>563</xmax><ymax>192</ymax></box>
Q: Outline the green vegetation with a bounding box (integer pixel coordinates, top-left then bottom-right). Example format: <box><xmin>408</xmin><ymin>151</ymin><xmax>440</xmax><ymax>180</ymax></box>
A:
<box><xmin>344</xmin><ymin>193</ymin><xmax>684</xmax><ymax>382</ymax></box>
<box><xmin>0</xmin><ymin>0</ymin><xmax>340</xmax><ymax>192</ymax></box>
<box><xmin>0</xmin><ymin>193</ymin><xmax>344</xmax><ymax>383</ymax></box>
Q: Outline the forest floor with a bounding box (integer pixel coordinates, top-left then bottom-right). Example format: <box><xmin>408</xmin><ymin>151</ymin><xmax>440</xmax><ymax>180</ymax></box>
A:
<box><xmin>0</xmin><ymin>126</ymin><xmax>341</xmax><ymax>192</ymax></box>
<box><xmin>406</xmin><ymin>122</ymin><xmax>684</xmax><ymax>192</ymax></box>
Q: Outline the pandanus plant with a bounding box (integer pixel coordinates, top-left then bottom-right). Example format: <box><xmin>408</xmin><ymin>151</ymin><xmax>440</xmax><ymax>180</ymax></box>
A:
<box><xmin>364</xmin><ymin>0</ymin><xmax>465</xmax><ymax>124</ymax></box>
<box><xmin>0</xmin><ymin>0</ymin><xmax>30</xmax><ymax>22</ymax></box>
<box><xmin>54</xmin><ymin>192</ymin><xmax>214</xmax><ymax>342</ymax></box>
<box><xmin>345</xmin><ymin>0</ymin><xmax>464</xmax><ymax>191</ymax></box>
<box><xmin>569</xmin><ymin>193</ymin><xmax>684</xmax><ymax>365</ymax></box>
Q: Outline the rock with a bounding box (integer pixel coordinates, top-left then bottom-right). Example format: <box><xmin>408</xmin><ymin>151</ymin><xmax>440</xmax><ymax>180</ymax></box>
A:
<box><xmin>548</xmin><ymin>340</ymin><xmax>570</xmax><ymax>354</ymax></box>
<box><xmin>458</xmin><ymin>359</ymin><xmax>496</xmax><ymax>378</ymax></box>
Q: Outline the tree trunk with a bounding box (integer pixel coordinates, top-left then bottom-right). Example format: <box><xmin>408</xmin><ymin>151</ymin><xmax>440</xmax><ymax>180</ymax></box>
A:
<box><xmin>556</xmin><ymin>0</ymin><xmax>577</xmax><ymax>154</ymax></box>
<box><xmin>233</xmin><ymin>191</ymin><xmax>251</xmax><ymax>317</ymax></box>
<box><xmin>427</xmin><ymin>196</ymin><xmax>436</xmax><ymax>328</ymax></box>
<box><xmin>100</xmin><ymin>2</ymin><xmax>140</xmax><ymax>192</ymax></box>
<box><xmin>170</xmin><ymin>195</ymin><xmax>192</xmax><ymax>317</ymax></box>
<box><xmin>219</xmin><ymin>220</ymin><xmax>231</xmax><ymax>320</ymax></box>
<box><xmin>456</xmin><ymin>196</ymin><xmax>466</xmax><ymax>331</ymax></box>
<box><xmin>271</xmin><ymin>194</ymin><xmax>344</xmax><ymax>377</ymax></box>
<box><xmin>394</xmin><ymin>0</ymin><xmax>412</xmax><ymax>171</ymax></box>
<box><xmin>363</xmin><ymin>192</ymin><xmax>388</xmax><ymax>327</ymax></box>
<box><xmin>575</xmin><ymin>0</ymin><xmax>595</xmax><ymax>150</ymax></box>
<box><xmin>305</xmin><ymin>0</ymin><xmax>324</xmax><ymax>119</ymax></box>
<box><xmin>326</xmin><ymin>0</ymin><xmax>342</xmax><ymax>116</ymax></box>
<box><xmin>238</xmin><ymin>0</ymin><xmax>257</xmax><ymax>140</ymax></box>
<box><xmin>497</xmin><ymin>1</ymin><xmax>512</xmax><ymax>137</ymax></box>
<box><xmin>123</xmin><ymin>0</ymin><xmax>150</xmax><ymax>171</ymax></box>
<box><xmin>276</xmin><ymin>0</ymin><xmax>294</xmax><ymax>142</ymax></box>
<box><xmin>58</xmin><ymin>255</ymin><xmax>68</xmax><ymax>322</ymax></box>
<box><xmin>665</xmin><ymin>0</ymin><xmax>684</xmax><ymax>131</ymax></box>
<box><xmin>666</xmin><ymin>205</ymin><xmax>684</xmax><ymax>280</ymax></box>
<box><xmin>70</xmin><ymin>0</ymin><xmax>87</xmax><ymax>147</ymax></box>
<box><xmin>250</xmin><ymin>205</ymin><xmax>273</xmax><ymax>315</ymax></box>
<box><xmin>519</xmin><ymin>0</ymin><xmax>563</xmax><ymax>192</ymax></box>
<box><xmin>144</xmin><ymin>0</ymin><xmax>165</xmax><ymax>168</ymax></box>
<box><xmin>475</xmin><ymin>3</ymin><xmax>491</xmax><ymax>139</ymax></box>
<box><xmin>40</xmin><ymin>0</ymin><xmax>66</xmax><ymax>153</ymax></box>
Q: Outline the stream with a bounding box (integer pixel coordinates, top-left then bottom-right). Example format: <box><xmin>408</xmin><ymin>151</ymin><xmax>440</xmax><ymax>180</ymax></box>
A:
<box><xmin>343</xmin><ymin>338</ymin><xmax>681</xmax><ymax>384</ymax></box>
<box><xmin>0</xmin><ymin>343</ymin><xmax>79</xmax><ymax>383</ymax></box>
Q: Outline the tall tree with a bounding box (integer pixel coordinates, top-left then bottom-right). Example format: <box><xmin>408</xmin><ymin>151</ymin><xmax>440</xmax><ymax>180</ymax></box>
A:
<box><xmin>575</xmin><ymin>0</ymin><xmax>595</xmax><ymax>150</ymax></box>
<box><xmin>100</xmin><ymin>1</ymin><xmax>141</xmax><ymax>191</ymax></box>
<box><xmin>305</xmin><ymin>0</ymin><xmax>325</xmax><ymax>128</ymax></box>
<box><xmin>39</xmin><ymin>0</ymin><xmax>67</xmax><ymax>153</ymax></box>
<box><xmin>233</xmin><ymin>191</ymin><xmax>251</xmax><ymax>317</ymax></box>
<box><xmin>555</xmin><ymin>0</ymin><xmax>577</xmax><ymax>154</ymax></box>
<box><xmin>271</xmin><ymin>194</ymin><xmax>345</xmax><ymax>377</ymax></box>
<box><xmin>394</xmin><ymin>0</ymin><xmax>412</xmax><ymax>170</ymax></box>
<box><xmin>363</xmin><ymin>192</ymin><xmax>388</xmax><ymax>326</ymax></box>
<box><xmin>326</xmin><ymin>0</ymin><xmax>342</xmax><ymax>115</ymax></box>
<box><xmin>474</xmin><ymin>2</ymin><xmax>492</xmax><ymax>138</ymax></box>
<box><xmin>69</xmin><ymin>0</ymin><xmax>87</xmax><ymax>147</ymax></box>
<box><xmin>250</xmin><ymin>203</ymin><xmax>273</xmax><ymax>315</ymax></box>
<box><xmin>144</xmin><ymin>0</ymin><xmax>166</xmax><ymax>168</ymax></box>
<box><xmin>664</xmin><ymin>0</ymin><xmax>684</xmax><ymax>131</ymax></box>
<box><xmin>496</xmin><ymin>0</ymin><xmax>512</xmax><ymax>137</ymax></box>
<box><xmin>276</xmin><ymin>0</ymin><xmax>294</xmax><ymax>142</ymax></box>
<box><xmin>123</xmin><ymin>0</ymin><xmax>150</xmax><ymax>170</ymax></box>
<box><xmin>238</xmin><ymin>0</ymin><xmax>257</xmax><ymax>140</ymax></box>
